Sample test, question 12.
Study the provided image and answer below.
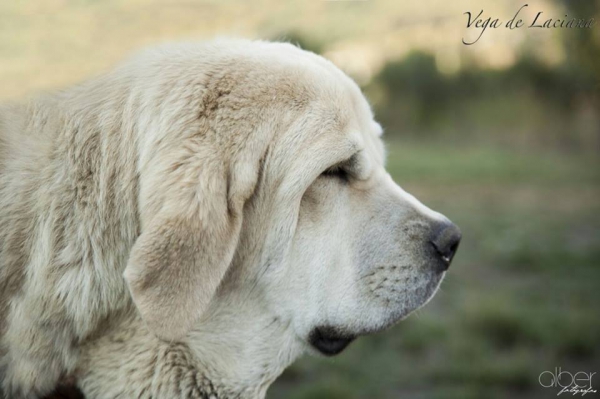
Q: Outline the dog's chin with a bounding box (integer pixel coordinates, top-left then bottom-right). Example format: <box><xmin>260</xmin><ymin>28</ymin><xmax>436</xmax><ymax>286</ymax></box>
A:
<box><xmin>306</xmin><ymin>275</ymin><xmax>445</xmax><ymax>356</ymax></box>
<box><xmin>308</xmin><ymin>326</ymin><xmax>356</xmax><ymax>356</ymax></box>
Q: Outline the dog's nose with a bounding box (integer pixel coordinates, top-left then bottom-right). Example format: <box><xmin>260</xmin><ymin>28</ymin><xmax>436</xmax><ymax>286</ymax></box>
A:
<box><xmin>430</xmin><ymin>221</ymin><xmax>461</xmax><ymax>271</ymax></box>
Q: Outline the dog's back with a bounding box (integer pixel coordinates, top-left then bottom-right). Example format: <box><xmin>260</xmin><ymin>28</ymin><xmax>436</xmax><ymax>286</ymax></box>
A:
<box><xmin>0</xmin><ymin>102</ymin><xmax>30</xmax><ymax>327</ymax></box>
<box><xmin>0</xmin><ymin>101</ymin><xmax>36</xmax><ymax>398</ymax></box>
<box><xmin>0</xmin><ymin>83</ymin><xmax>141</xmax><ymax>396</ymax></box>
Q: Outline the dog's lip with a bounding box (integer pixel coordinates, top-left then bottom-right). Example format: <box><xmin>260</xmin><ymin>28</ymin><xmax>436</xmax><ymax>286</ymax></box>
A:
<box><xmin>308</xmin><ymin>326</ymin><xmax>356</xmax><ymax>356</ymax></box>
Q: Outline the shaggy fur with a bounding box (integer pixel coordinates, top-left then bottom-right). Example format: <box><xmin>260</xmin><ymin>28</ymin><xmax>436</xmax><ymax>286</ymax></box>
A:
<box><xmin>0</xmin><ymin>39</ymin><xmax>458</xmax><ymax>399</ymax></box>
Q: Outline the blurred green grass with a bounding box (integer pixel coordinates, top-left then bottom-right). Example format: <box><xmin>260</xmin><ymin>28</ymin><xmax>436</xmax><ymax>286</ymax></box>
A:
<box><xmin>269</xmin><ymin>141</ymin><xmax>600</xmax><ymax>399</ymax></box>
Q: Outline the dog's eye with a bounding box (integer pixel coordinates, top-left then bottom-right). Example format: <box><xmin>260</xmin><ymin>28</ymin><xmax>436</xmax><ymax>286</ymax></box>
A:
<box><xmin>321</xmin><ymin>165</ymin><xmax>349</xmax><ymax>182</ymax></box>
<box><xmin>321</xmin><ymin>152</ymin><xmax>360</xmax><ymax>182</ymax></box>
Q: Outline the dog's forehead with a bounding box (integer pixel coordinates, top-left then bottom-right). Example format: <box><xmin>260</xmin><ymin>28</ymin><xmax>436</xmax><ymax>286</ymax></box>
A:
<box><xmin>348</xmin><ymin>120</ymin><xmax>386</xmax><ymax>173</ymax></box>
<box><xmin>344</xmin><ymin>92</ymin><xmax>386</xmax><ymax>169</ymax></box>
<box><xmin>247</xmin><ymin>41</ymin><xmax>387</xmax><ymax>167</ymax></box>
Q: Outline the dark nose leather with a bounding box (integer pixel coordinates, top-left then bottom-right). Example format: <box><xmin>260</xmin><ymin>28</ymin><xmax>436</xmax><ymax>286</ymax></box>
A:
<box><xmin>430</xmin><ymin>221</ymin><xmax>462</xmax><ymax>271</ymax></box>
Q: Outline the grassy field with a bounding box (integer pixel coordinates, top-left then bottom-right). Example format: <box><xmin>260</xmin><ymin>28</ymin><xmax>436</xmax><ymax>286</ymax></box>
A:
<box><xmin>269</xmin><ymin>140</ymin><xmax>600</xmax><ymax>399</ymax></box>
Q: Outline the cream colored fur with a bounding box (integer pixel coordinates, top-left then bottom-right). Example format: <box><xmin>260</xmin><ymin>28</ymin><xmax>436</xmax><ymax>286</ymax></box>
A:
<box><xmin>0</xmin><ymin>39</ymin><xmax>453</xmax><ymax>398</ymax></box>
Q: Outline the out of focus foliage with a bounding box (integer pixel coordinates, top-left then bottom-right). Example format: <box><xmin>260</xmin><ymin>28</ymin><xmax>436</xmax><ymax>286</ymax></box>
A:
<box><xmin>368</xmin><ymin>51</ymin><xmax>598</xmax><ymax>151</ymax></box>
<box><xmin>559</xmin><ymin>0</ymin><xmax>600</xmax><ymax>85</ymax></box>
<box><xmin>369</xmin><ymin>0</ymin><xmax>599</xmax><ymax>152</ymax></box>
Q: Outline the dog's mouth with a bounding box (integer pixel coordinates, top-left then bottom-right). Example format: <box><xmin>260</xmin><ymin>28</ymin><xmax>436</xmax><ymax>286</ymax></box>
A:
<box><xmin>308</xmin><ymin>326</ymin><xmax>356</xmax><ymax>356</ymax></box>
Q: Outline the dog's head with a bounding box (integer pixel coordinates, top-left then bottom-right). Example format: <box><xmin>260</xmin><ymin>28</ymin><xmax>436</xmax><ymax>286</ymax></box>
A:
<box><xmin>123</xmin><ymin>40</ymin><xmax>460</xmax><ymax>357</ymax></box>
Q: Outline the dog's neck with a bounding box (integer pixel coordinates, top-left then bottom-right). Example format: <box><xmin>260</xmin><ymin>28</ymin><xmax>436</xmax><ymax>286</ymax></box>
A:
<box><xmin>77</xmin><ymin>298</ymin><xmax>304</xmax><ymax>399</ymax></box>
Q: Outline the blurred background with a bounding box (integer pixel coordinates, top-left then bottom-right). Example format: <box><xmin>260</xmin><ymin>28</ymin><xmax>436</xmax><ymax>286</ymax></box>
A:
<box><xmin>1</xmin><ymin>1</ymin><xmax>598</xmax><ymax>398</ymax></box>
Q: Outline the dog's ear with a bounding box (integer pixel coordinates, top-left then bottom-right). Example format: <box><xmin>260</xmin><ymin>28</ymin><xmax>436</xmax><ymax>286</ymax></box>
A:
<box><xmin>124</xmin><ymin>148</ymin><xmax>257</xmax><ymax>341</ymax></box>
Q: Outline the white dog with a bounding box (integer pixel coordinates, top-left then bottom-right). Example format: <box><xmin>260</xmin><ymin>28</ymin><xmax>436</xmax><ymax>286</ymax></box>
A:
<box><xmin>0</xmin><ymin>39</ymin><xmax>461</xmax><ymax>399</ymax></box>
